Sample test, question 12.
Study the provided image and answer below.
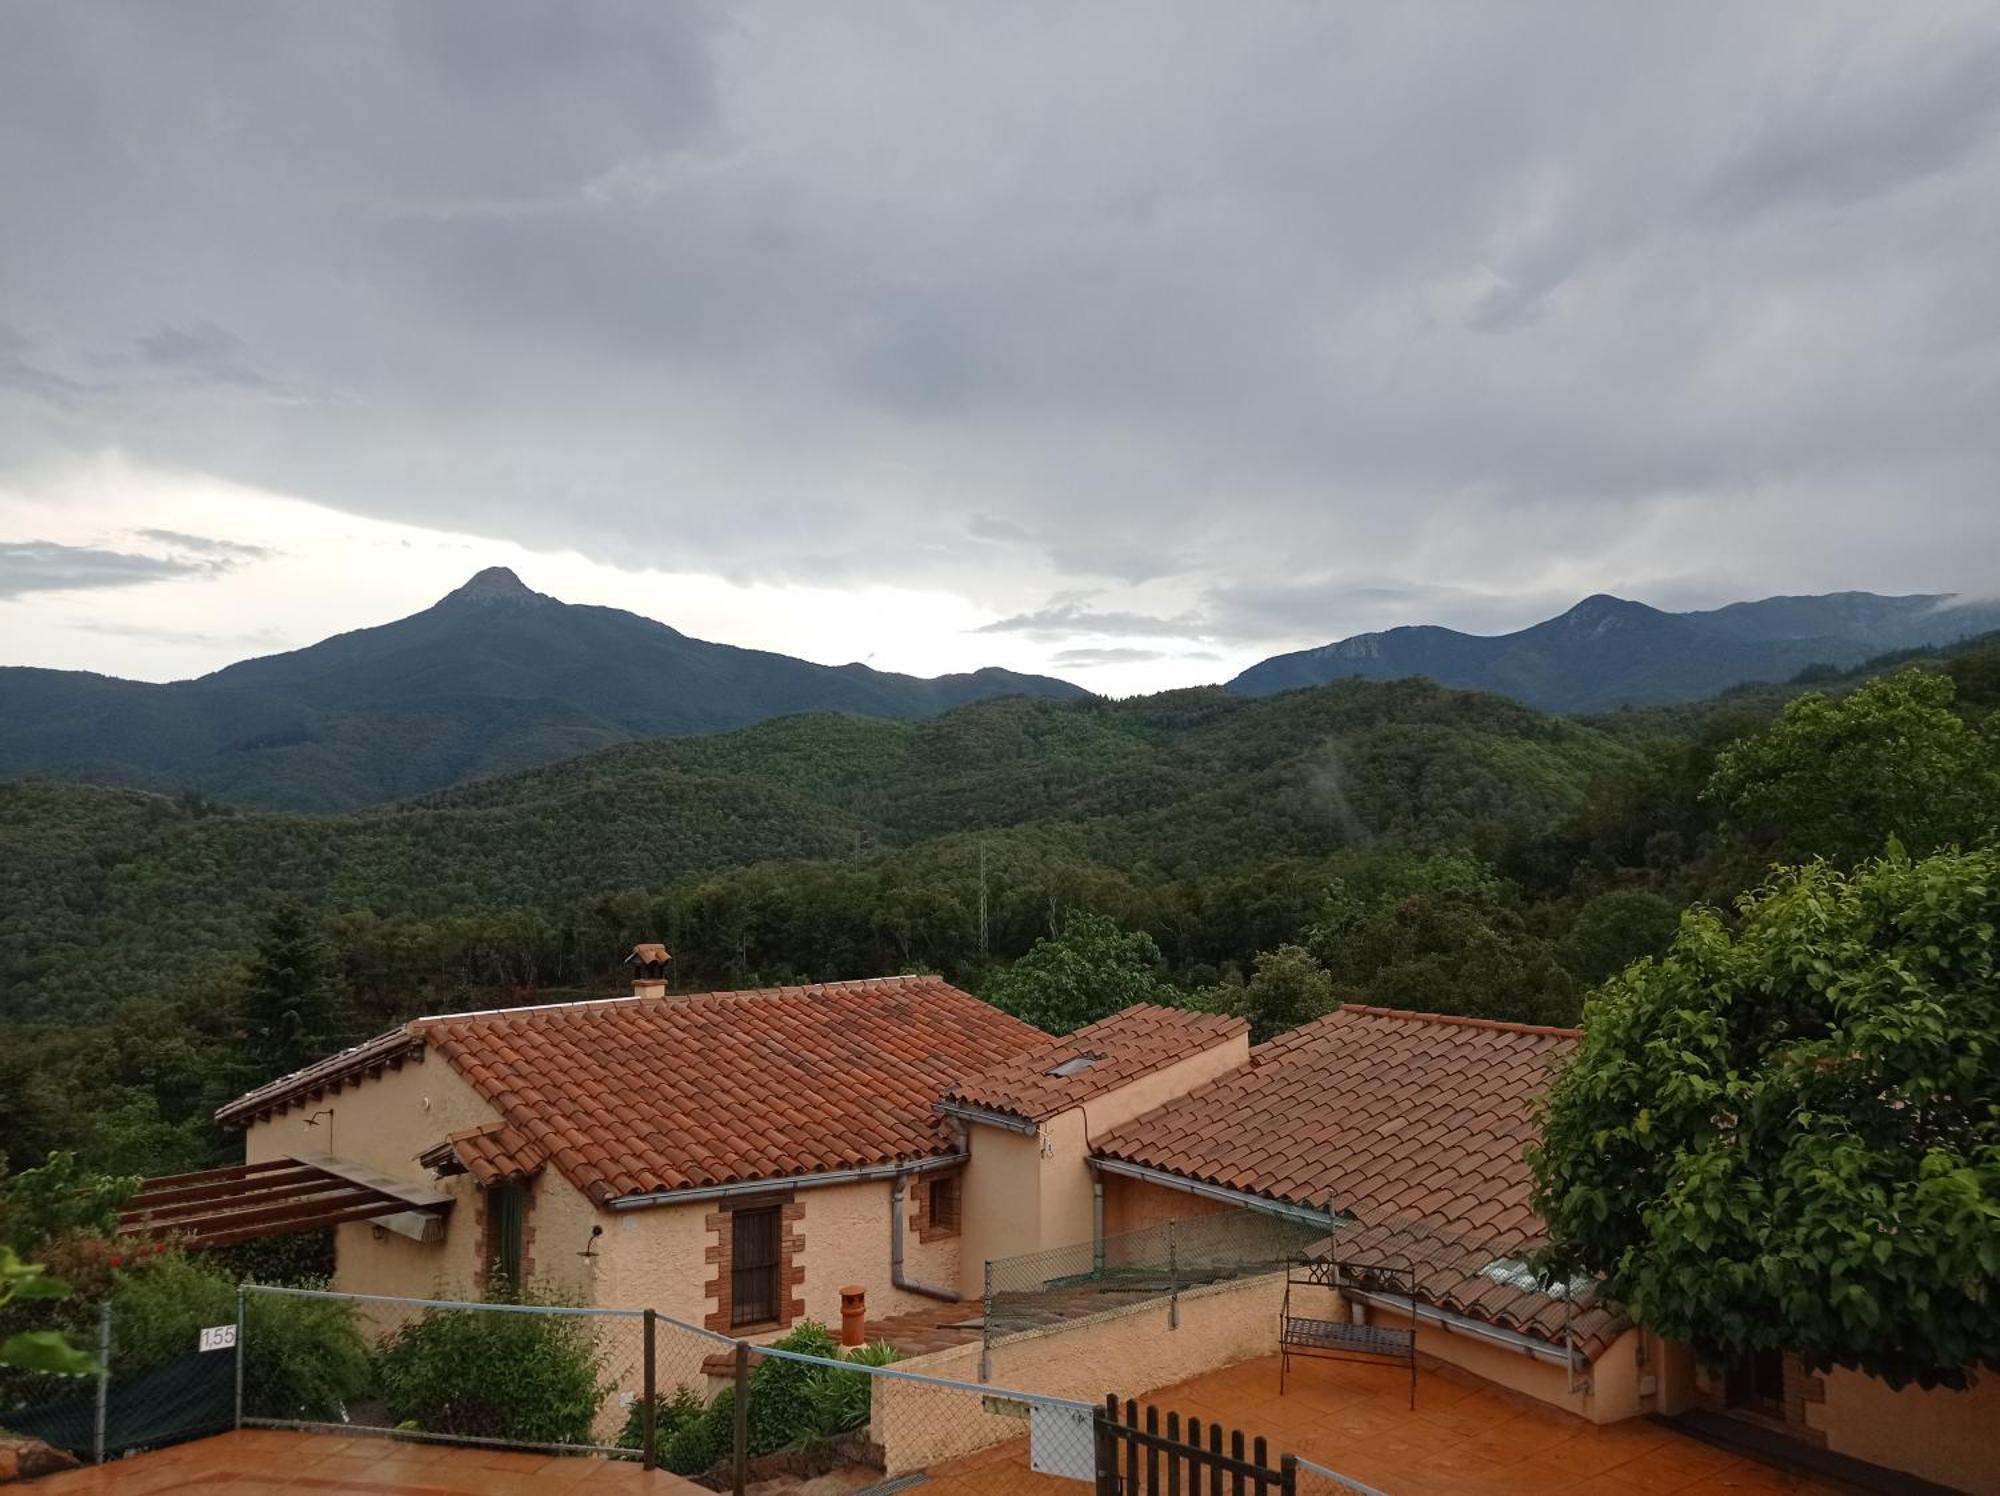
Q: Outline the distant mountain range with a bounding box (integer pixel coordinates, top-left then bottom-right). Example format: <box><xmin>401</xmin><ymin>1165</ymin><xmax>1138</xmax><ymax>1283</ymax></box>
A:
<box><xmin>0</xmin><ymin>567</ymin><xmax>1086</xmax><ymax>810</ymax></box>
<box><xmin>1229</xmin><ymin>591</ymin><xmax>2000</xmax><ymax>713</ymax></box>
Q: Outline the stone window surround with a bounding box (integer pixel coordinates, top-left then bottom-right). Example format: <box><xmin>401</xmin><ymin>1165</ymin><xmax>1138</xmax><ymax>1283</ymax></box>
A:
<box><xmin>473</xmin><ymin>1177</ymin><xmax>537</xmax><ymax>1292</ymax></box>
<box><xmin>705</xmin><ymin>1191</ymin><xmax>805</xmax><ymax>1334</ymax></box>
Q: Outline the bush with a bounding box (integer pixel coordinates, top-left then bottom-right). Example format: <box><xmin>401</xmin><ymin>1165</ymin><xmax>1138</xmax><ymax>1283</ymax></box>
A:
<box><xmin>375</xmin><ymin>1297</ymin><xmax>605</xmax><ymax>1445</ymax></box>
<box><xmin>106</xmin><ymin>1253</ymin><xmax>365</xmax><ymax>1421</ymax></box>
<box><xmin>662</xmin><ymin>1386</ymin><xmax>731</xmax><ymax>1476</ymax></box>
<box><xmin>618</xmin><ymin>1331</ymin><xmax>903</xmax><ymax>1472</ymax></box>
<box><xmin>746</xmin><ymin>1320</ymin><xmax>840</xmax><ymax>1455</ymax></box>
<box><xmin>617</xmin><ymin>1383</ymin><xmax>704</xmax><ymax>1452</ymax></box>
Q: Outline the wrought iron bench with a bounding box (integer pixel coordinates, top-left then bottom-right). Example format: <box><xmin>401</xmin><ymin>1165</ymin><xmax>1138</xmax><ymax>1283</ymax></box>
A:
<box><xmin>1278</xmin><ymin>1253</ymin><xmax>1417</xmax><ymax>1407</ymax></box>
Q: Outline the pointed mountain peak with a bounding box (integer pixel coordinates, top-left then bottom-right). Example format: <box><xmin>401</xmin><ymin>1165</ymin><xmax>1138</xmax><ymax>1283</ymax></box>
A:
<box><xmin>1555</xmin><ymin>594</ymin><xmax>1661</xmax><ymax>630</ymax></box>
<box><xmin>438</xmin><ymin>566</ymin><xmax>550</xmax><ymax>608</ymax></box>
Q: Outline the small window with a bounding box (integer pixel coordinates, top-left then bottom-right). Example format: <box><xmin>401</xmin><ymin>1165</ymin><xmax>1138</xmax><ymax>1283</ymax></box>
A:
<box><xmin>731</xmin><ymin>1206</ymin><xmax>782</xmax><ymax>1328</ymax></box>
<box><xmin>1048</xmin><ymin>1054</ymin><xmax>1099</xmax><ymax>1078</ymax></box>
<box><xmin>488</xmin><ymin>1182</ymin><xmax>526</xmax><ymax>1291</ymax></box>
<box><xmin>927</xmin><ymin>1174</ymin><xmax>961</xmax><ymax>1234</ymax></box>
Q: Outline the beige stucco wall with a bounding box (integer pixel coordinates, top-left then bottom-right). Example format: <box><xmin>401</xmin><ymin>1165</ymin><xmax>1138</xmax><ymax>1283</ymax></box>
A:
<box><xmin>598</xmin><ymin>1175</ymin><xmax>966</xmax><ymax>1345</ymax></box>
<box><xmin>1102</xmin><ymin>1177</ymin><xmax>1234</xmax><ymax>1236</ymax></box>
<box><xmin>875</xmin><ymin>1270</ymin><xmax>1291</xmax><ymax>1474</ymax></box>
<box><xmin>961</xmin><ymin>1124</ymin><xmax>1047</xmax><ymax>1285</ymax></box>
<box><xmin>1352</xmin><ymin>1298</ymin><xmax>1645</xmax><ymax>1426</ymax></box>
<box><xmin>957</xmin><ymin>1034</ymin><xmax>1250</xmax><ymax>1286</ymax></box>
<box><xmin>591</xmin><ymin>1196</ymin><xmax>712</xmax><ymax>1326</ymax></box>
<box><xmin>872</xmin><ymin>1268</ymin><xmax>1654</xmax><ymax>1473</ymax></box>
<box><xmin>239</xmin><ymin>1052</ymin><xmax>606</xmax><ymax>1305</ymax></box>
<box><xmin>1811</xmin><ymin>1366</ymin><xmax>2000</xmax><ymax>1495</ymax></box>
<box><xmin>241</xmin><ymin>1052</ymin><xmax>500</xmax><ymax>1301</ymax></box>
<box><xmin>1075</xmin><ymin>1036</ymin><xmax>1250</xmax><ymax>1136</ymax></box>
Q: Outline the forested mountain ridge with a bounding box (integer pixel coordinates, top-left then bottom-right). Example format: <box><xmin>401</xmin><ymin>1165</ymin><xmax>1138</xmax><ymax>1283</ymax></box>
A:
<box><xmin>0</xmin><ymin>567</ymin><xmax>1086</xmax><ymax>812</ymax></box>
<box><xmin>1230</xmin><ymin>590</ymin><xmax>2000</xmax><ymax>711</ymax></box>
<box><xmin>4</xmin><ymin>633</ymin><xmax>1995</xmax><ymax>1179</ymax></box>
<box><xmin>0</xmin><ymin>675</ymin><xmax>1628</xmax><ymax>1161</ymax></box>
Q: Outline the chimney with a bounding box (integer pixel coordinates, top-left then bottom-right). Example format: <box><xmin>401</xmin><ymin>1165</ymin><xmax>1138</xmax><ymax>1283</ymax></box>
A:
<box><xmin>623</xmin><ymin>942</ymin><xmax>673</xmax><ymax>998</ymax></box>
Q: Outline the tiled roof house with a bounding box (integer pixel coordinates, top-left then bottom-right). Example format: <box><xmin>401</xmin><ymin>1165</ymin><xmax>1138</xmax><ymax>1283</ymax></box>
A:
<box><xmin>194</xmin><ymin>965</ymin><xmax>2000</xmax><ymax>1489</ymax></box>
<box><xmin>219</xmin><ymin>974</ymin><xmax>1048</xmax><ymax>1335</ymax></box>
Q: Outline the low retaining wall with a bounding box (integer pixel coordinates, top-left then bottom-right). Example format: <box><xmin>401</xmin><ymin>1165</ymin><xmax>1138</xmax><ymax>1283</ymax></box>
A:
<box><xmin>877</xmin><ymin>1271</ymin><xmax>1289</xmax><ymax>1474</ymax></box>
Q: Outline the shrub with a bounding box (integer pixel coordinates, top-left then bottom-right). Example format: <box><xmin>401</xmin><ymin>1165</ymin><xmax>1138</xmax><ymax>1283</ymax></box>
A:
<box><xmin>105</xmin><ymin>1253</ymin><xmax>365</xmax><ymax>1421</ymax></box>
<box><xmin>375</xmin><ymin>1297</ymin><xmax>605</xmax><ymax>1445</ymax></box>
<box><xmin>662</xmin><ymin>1386</ymin><xmax>731</xmax><ymax>1476</ymax></box>
<box><xmin>746</xmin><ymin>1320</ymin><xmax>840</xmax><ymax>1455</ymax></box>
<box><xmin>617</xmin><ymin>1383</ymin><xmax>705</xmax><ymax>1451</ymax></box>
<box><xmin>802</xmin><ymin>1340</ymin><xmax>900</xmax><ymax>1438</ymax></box>
<box><xmin>618</xmin><ymin>1332</ymin><xmax>902</xmax><ymax>1471</ymax></box>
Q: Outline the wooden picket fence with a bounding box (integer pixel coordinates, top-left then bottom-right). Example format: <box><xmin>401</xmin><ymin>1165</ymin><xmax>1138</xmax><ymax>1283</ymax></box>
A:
<box><xmin>1093</xmin><ymin>1396</ymin><xmax>1297</xmax><ymax>1496</ymax></box>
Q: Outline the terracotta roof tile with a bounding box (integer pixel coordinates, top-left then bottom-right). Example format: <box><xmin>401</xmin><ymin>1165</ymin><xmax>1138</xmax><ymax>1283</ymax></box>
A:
<box><xmin>227</xmin><ymin>976</ymin><xmax>1045</xmax><ymax>1206</ymax></box>
<box><xmin>420</xmin><ymin>1120</ymin><xmax>549</xmax><ymax>1186</ymax></box>
<box><xmin>940</xmin><ymin>1005</ymin><xmax>1246</xmax><ymax>1124</ymax></box>
<box><xmin>1093</xmin><ymin>1003</ymin><xmax>1624</xmax><ymax>1357</ymax></box>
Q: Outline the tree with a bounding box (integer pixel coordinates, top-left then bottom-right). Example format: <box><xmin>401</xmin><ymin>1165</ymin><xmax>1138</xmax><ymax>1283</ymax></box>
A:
<box><xmin>0</xmin><ymin>1246</ymin><xmax>94</xmax><ymax>1376</ymax></box>
<box><xmin>1236</xmin><ymin>945</ymin><xmax>1335</xmax><ymax>1042</ymax></box>
<box><xmin>1705</xmin><ymin>669</ymin><xmax>2000</xmax><ymax>867</ymax></box>
<box><xmin>980</xmin><ymin>912</ymin><xmax>1172</xmax><ymax>1034</ymax></box>
<box><xmin>1305</xmin><ymin>854</ymin><xmax>1580</xmax><ymax>1027</ymax></box>
<box><xmin>0</xmin><ymin>1151</ymin><xmax>137</xmax><ymax>1255</ymax></box>
<box><xmin>1529</xmin><ymin>848</ymin><xmax>2000</xmax><ymax>1389</ymax></box>
<box><xmin>241</xmin><ymin>899</ymin><xmax>351</xmax><ymax>1079</ymax></box>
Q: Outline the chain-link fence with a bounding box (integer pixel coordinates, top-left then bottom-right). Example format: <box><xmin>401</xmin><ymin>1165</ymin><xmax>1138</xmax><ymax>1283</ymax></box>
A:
<box><xmin>1291</xmin><ymin>1452</ymin><xmax>1393</xmax><ymax>1496</ymax></box>
<box><xmin>239</xmin><ymin>1286</ymin><xmax>720</xmax><ymax>1456</ymax></box>
<box><xmin>986</xmin><ymin>1208</ymin><xmax>1331</xmax><ymax>1343</ymax></box>
<box><xmin>230</xmin><ymin>1286</ymin><xmax>1098</xmax><ymax>1484</ymax></box>
<box><xmin>0</xmin><ymin>1300</ymin><xmax>236</xmax><ymax>1464</ymax></box>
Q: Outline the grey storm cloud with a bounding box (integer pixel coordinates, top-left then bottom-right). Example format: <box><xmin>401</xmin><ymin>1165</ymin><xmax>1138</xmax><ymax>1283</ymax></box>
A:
<box><xmin>131</xmin><ymin>529</ymin><xmax>276</xmax><ymax>561</ymax></box>
<box><xmin>0</xmin><ymin>540</ymin><xmax>217</xmax><ymax>598</ymax></box>
<box><xmin>3</xmin><ymin>2</ymin><xmax>1998</xmax><ymax>654</ymax></box>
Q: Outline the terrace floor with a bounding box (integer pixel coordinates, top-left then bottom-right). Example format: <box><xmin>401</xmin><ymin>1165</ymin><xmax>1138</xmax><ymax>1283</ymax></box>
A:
<box><xmin>18</xmin><ymin>1358</ymin><xmax>1858</xmax><ymax>1496</ymax></box>
<box><xmin>924</xmin><ymin>1354</ymin><xmax>1853</xmax><ymax>1496</ymax></box>
<box><xmin>23</xmin><ymin>1429</ymin><xmax>706</xmax><ymax>1495</ymax></box>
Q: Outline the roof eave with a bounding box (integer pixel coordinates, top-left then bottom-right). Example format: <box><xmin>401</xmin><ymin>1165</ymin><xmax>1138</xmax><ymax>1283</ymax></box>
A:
<box><xmin>604</xmin><ymin>1150</ymin><xmax>968</xmax><ymax>1211</ymax></box>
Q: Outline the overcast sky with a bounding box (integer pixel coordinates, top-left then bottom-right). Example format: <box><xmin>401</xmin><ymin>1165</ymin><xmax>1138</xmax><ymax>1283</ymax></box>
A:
<box><xmin>3</xmin><ymin>3</ymin><xmax>1997</xmax><ymax>693</ymax></box>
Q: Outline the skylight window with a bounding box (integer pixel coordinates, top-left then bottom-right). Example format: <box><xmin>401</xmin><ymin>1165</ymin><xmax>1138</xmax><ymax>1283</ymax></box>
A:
<box><xmin>1480</xmin><ymin>1257</ymin><xmax>1594</xmax><ymax>1298</ymax></box>
<box><xmin>1048</xmin><ymin>1054</ymin><xmax>1100</xmax><ymax>1078</ymax></box>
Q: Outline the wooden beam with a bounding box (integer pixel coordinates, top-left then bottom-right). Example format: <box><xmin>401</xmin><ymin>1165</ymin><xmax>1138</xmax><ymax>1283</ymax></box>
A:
<box><xmin>182</xmin><ymin>1198</ymin><xmax>425</xmax><ymax>1250</ymax></box>
<box><xmin>127</xmin><ymin>1157</ymin><xmax>303</xmax><ymax>1192</ymax></box>
<box><xmin>123</xmin><ymin>1166</ymin><xmax>324</xmax><ymax>1211</ymax></box>
<box><xmin>121</xmin><ymin>1175</ymin><xmax>355</xmax><ymax>1227</ymax></box>
<box><xmin>119</xmin><ymin>1185</ymin><xmax>395</xmax><ymax>1240</ymax></box>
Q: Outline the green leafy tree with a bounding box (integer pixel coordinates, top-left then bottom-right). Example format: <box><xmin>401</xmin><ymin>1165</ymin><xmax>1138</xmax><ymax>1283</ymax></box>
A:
<box><xmin>240</xmin><ymin>899</ymin><xmax>351</xmax><ymax>1079</ymax></box>
<box><xmin>1529</xmin><ymin>847</ymin><xmax>2000</xmax><ymax>1389</ymax></box>
<box><xmin>980</xmin><ymin>912</ymin><xmax>1172</xmax><ymax>1034</ymax></box>
<box><xmin>0</xmin><ymin>1151</ymin><xmax>138</xmax><ymax>1255</ymax></box>
<box><xmin>0</xmin><ymin>1246</ymin><xmax>94</xmax><ymax>1376</ymax></box>
<box><xmin>1705</xmin><ymin>669</ymin><xmax>2000</xmax><ymax>866</ymax></box>
<box><xmin>1235</xmin><ymin>945</ymin><xmax>1335</xmax><ymax>1042</ymax></box>
<box><xmin>1306</xmin><ymin>855</ymin><xmax>1579</xmax><ymax>1027</ymax></box>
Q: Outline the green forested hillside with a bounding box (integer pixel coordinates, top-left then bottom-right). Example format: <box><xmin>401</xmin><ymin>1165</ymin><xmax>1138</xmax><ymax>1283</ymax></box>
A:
<box><xmin>4</xmin><ymin>643</ymin><xmax>1996</xmax><ymax>1180</ymax></box>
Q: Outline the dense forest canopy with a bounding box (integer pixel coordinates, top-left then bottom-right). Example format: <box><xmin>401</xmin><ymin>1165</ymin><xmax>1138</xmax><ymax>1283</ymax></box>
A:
<box><xmin>2</xmin><ymin>635</ymin><xmax>1995</xmax><ymax>1182</ymax></box>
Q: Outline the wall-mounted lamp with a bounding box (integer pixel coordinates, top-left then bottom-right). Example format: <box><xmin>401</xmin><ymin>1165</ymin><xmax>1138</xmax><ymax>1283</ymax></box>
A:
<box><xmin>580</xmin><ymin>1224</ymin><xmax>604</xmax><ymax>1260</ymax></box>
<box><xmin>304</xmin><ymin>1108</ymin><xmax>334</xmax><ymax>1155</ymax></box>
